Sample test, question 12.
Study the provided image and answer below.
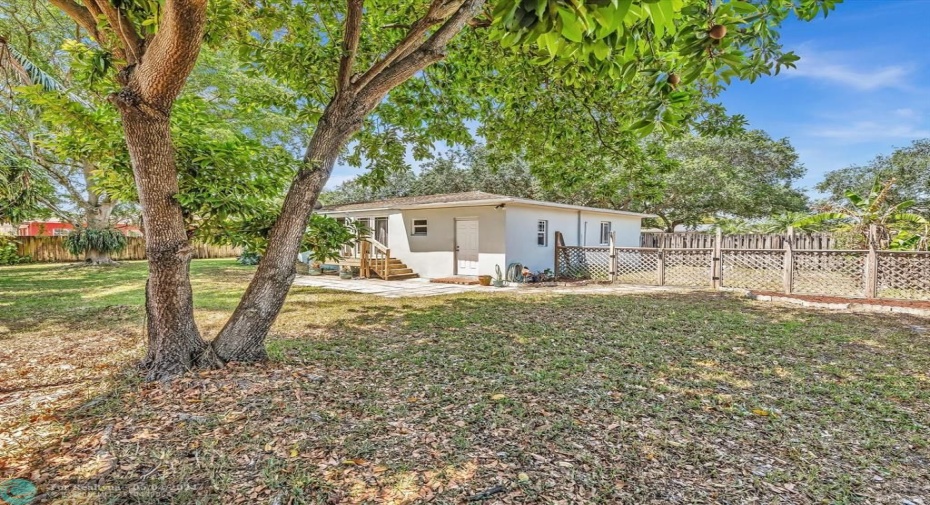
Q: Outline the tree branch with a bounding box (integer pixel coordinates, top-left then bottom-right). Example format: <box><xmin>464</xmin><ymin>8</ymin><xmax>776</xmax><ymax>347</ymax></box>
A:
<box><xmin>90</xmin><ymin>0</ymin><xmax>144</xmax><ymax>64</ymax></box>
<box><xmin>37</xmin><ymin>194</ymin><xmax>80</xmax><ymax>225</ymax></box>
<box><xmin>353</xmin><ymin>0</ymin><xmax>468</xmax><ymax>92</ymax></box>
<box><xmin>125</xmin><ymin>0</ymin><xmax>208</xmax><ymax>111</ymax></box>
<box><xmin>337</xmin><ymin>0</ymin><xmax>364</xmax><ymax>92</ymax></box>
<box><xmin>48</xmin><ymin>0</ymin><xmax>100</xmax><ymax>41</ymax></box>
<box><xmin>358</xmin><ymin>0</ymin><xmax>484</xmax><ymax>106</ymax></box>
<box><xmin>32</xmin><ymin>155</ymin><xmax>90</xmax><ymax>207</ymax></box>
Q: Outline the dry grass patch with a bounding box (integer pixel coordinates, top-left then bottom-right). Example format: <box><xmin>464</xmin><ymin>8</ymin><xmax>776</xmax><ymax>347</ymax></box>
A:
<box><xmin>1</xmin><ymin>260</ymin><xmax>928</xmax><ymax>504</ymax></box>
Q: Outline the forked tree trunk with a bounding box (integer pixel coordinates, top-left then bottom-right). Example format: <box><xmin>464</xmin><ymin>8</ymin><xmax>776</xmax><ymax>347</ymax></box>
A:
<box><xmin>119</xmin><ymin>107</ymin><xmax>207</xmax><ymax>379</ymax></box>
<box><xmin>204</xmin><ymin>0</ymin><xmax>484</xmax><ymax>366</ymax></box>
<box><xmin>205</xmin><ymin>101</ymin><xmax>364</xmax><ymax>364</ymax></box>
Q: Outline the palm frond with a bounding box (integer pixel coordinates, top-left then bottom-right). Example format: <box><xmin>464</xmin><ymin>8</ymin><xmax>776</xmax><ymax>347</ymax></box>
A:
<box><xmin>0</xmin><ymin>40</ymin><xmax>66</xmax><ymax>92</ymax></box>
<box><xmin>0</xmin><ymin>39</ymin><xmax>93</xmax><ymax>109</ymax></box>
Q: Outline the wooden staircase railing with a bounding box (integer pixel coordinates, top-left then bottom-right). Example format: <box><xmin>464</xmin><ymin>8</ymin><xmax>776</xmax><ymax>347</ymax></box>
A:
<box><xmin>360</xmin><ymin>238</ymin><xmax>392</xmax><ymax>279</ymax></box>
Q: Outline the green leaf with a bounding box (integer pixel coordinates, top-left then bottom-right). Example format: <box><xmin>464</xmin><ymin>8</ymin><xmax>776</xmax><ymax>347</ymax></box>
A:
<box><xmin>558</xmin><ymin>8</ymin><xmax>585</xmax><ymax>43</ymax></box>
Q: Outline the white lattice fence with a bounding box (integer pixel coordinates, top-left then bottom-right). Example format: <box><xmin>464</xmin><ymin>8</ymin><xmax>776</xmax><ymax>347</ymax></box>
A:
<box><xmin>558</xmin><ymin>246</ymin><xmax>611</xmax><ymax>280</ymax></box>
<box><xmin>615</xmin><ymin>248</ymin><xmax>661</xmax><ymax>285</ymax></box>
<box><xmin>554</xmin><ymin>238</ymin><xmax>930</xmax><ymax>301</ymax></box>
<box><xmin>720</xmin><ymin>250</ymin><xmax>784</xmax><ymax>291</ymax></box>
<box><xmin>793</xmin><ymin>251</ymin><xmax>867</xmax><ymax>297</ymax></box>
<box><xmin>664</xmin><ymin>249</ymin><xmax>712</xmax><ymax>287</ymax></box>
<box><xmin>877</xmin><ymin>252</ymin><xmax>930</xmax><ymax>300</ymax></box>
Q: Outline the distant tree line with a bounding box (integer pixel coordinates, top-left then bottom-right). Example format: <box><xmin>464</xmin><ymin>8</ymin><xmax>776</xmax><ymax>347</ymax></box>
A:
<box><xmin>323</xmin><ymin>129</ymin><xmax>810</xmax><ymax>233</ymax></box>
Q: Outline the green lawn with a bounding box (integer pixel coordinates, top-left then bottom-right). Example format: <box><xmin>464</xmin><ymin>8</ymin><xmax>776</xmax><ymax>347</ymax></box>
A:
<box><xmin>1</xmin><ymin>260</ymin><xmax>928</xmax><ymax>504</ymax></box>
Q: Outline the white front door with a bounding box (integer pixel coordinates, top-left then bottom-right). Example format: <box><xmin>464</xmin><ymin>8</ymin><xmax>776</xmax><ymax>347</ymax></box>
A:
<box><xmin>455</xmin><ymin>219</ymin><xmax>479</xmax><ymax>276</ymax></box>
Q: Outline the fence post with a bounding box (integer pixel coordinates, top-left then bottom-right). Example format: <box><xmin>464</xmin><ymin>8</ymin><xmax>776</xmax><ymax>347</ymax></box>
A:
<box><xmin>608</xmin><ymin>231</ymin><xmax>617</xmax><ymax>283</ymax></box>
<box><xmin>865</xmin><ymin>224</ymin><xmax>878</xmax><ymax>298</ymax></box>
<box><xmin>657</xmin><ymin>248</ymin><xmax>665</xmax><ymax>286</ymax></box>
<box><xmin>783</xmin><ymin>226</ymin><xmax>794</xmax><ymax>294</ymax></box>
<box><xmin>712</xmin><ymin>228</ymin><xmax>722</xmax><ymax>290</ymax></box>
<box><xmin>554</xmin><ymin>231</ymin><xmax>562</xmax><ymax>279</ymax></box>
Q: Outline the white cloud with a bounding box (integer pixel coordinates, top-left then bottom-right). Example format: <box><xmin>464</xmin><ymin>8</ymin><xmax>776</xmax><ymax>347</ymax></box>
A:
<box><xmin>788</xmin><ymin>46</ymin><xmax>912</xmax><ymax>91</ymax></box>
<box><xmin>808</xmin><ymin>121</ymin><xmax>930</xmax><ymax>142</ymax></box>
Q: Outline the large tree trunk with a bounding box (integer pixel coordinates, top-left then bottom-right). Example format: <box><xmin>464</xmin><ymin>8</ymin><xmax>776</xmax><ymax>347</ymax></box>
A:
<box><xmin>50</xmin><ymin>0</ymin><xmax>210</xmax><ymax>379</ymax></box>
<box><xmin>203</xmin><ymin>0</ymin><xmax>484</xmax><ymax>366</ymax></box>
<box><xmin>119</xmin><ymin>108</ymin><xmax>207</xmax><ymax>380</ymax></box>
<box><xmin>204</xmin><ymin>101</ymin><xmax>364</xmax><ymax>365</ymax></box>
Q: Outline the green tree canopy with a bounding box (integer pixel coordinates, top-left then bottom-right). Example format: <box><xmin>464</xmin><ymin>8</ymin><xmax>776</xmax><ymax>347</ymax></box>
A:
<box><xmin>324</xmin><ymin>130</ymin><xmax>809</xmax><ymax>235</ymax></box>
<box><xmin>816</xmin><ymin>139</ymin><xmax>930</xmax><ymax>212</ymax></box>
<box><xmin>641</xmin><ymin>130</ymin><xmax>808</xmax><ymax>231</ymax></box>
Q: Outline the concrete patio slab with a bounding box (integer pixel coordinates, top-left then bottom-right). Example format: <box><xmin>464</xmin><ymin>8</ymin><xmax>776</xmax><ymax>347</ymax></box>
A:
<box><xmin>292</xmin><ymin>275</ymin><xmax>703</xmax><ymax>299</ymax></box>
<box><xmin>292</xmin><ymin>275</ymin><xmax>516</xmax><ymax>297</ymax></box>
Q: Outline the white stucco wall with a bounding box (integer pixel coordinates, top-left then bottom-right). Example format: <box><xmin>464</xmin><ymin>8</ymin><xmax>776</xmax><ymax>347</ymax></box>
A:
<box><xmin>578</xmin><ymin>210</ymin><xmax>641</xmax><ymax>247</ymax></box>
<box><xmin>505</xmin><ymin>205</ymin><xmax>643</xmax><ymax>272</ymax></box>
<box><xmin>324</xmin><ymin>203</ymin><xmax>642</xmax><ymax>278</ymax></box>
<box><xmin>504</xmin><ymin>205</ymin><xmax>577</xmax><ymax>273</ymax></box>
<box><xmin>394</xmin><ymin>206</ymin><xmax>506</xmax><ymax>278</ymax></box>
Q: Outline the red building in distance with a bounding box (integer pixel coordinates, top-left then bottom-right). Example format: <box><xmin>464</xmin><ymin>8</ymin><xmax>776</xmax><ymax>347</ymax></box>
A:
<box><xmin>16</xmin><ymin>219</ymin><xmax>142</xmax><ymax>237</ymax></box>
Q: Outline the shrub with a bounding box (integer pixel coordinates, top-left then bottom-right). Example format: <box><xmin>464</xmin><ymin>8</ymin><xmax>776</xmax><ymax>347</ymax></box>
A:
<box><xmin>302</xmin><ymin>215</ymin><xmax>366</xmax><ymax>266</ymax></box>
<box><xmin>0</xmin><ymin>236</ymin><xmax>30</xmax><ymax>265</ymax></box>
<box><xmin>236</xmin><ymin>251</ymin><xmax>261</xmax><ymax>265</ymax></box>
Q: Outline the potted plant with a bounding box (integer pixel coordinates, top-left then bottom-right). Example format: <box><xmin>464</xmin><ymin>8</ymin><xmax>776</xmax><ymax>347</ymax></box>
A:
<box><xmin>478</xmin><ymin>275</ymin><xmax>492</xmax><ymax>286</ymax></box>
<box><xmin>301</xmin><ymin>215</ymin><xmax>362</xmax><ymax>276</ymax></box>
<box><xmin>339</xmin><ymin>266</ymin><xmax>354</xmax><ymax>279</ymax></box>
<box><xmin>492</xmin><ymin>264</ymin><xmax>507</xmax><ymax>288</ymax></box>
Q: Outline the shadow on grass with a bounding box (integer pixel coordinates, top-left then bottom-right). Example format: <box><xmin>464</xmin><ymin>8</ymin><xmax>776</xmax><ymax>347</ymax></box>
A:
<box><xmin>8</xmin><ymin>290</ymin><xmax>930</xmax><ymax>503</ymax></box>
<box><xmin>0</xmin><ymin>260</ymin><xmax>255</xmax><ymax>332</ymax></box>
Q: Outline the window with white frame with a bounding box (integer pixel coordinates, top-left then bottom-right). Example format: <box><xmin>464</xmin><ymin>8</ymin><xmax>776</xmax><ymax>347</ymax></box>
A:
<box><xmin>411</xmin><ymin>219</ymin><xmax>428</xmax><ymax>236</ymax></box>
<box><xmin>537</xmin><ymin>220</ymin><xmax>548</xmax><ymax>246</ymax></box>
<box><xmin>599</xmin><ymin>221</ymin><xmax>611</xmax><ymax>244</ymax></box>
<box><xmin>53</xmin><ymin>228</ymin><xmax>71</xmax><ymax>237</ymax></box>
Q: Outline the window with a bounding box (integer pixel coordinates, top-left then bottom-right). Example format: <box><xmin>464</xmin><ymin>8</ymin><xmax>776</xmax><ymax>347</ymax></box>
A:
<box><xmin>599</xmin><ymin>221</ymin><xmax>611</xmax><ymax>245</ymax></box>
<box><xmin>537</xmin><ymin>220</ymin><xmax>548</xmax><ymax>246</ymax></box>
<box><xmin>53</xmin><ymin>228</ymin><xmax>71</xmax><ymax>237</ymax></box>
<box><xmin>374</xmin><ymin>217</ymin><xmax>389</xmax><ymax>247</ymax></box>
<box><xmin>412</xmin><ymin>219</ymin><xmax>428</xmax><ymax>236</ymax></box>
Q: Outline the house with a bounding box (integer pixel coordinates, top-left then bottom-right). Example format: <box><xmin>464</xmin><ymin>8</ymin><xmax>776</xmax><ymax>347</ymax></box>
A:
<box><xmin>16</xmin><ymin>219</ymin><xmax>143</xmax><ymax>237</ymax></box>
<box><xmin>319</xmin><ymin>191</ymin><xmax>652</xmax><ymax>279</ymax></box>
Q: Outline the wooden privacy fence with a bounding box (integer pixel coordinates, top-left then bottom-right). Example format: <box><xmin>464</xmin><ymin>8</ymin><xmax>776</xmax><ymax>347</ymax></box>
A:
<box><xmin>556</xmin><ymin>228</ymin><xmax>930</xmax><ymax>301</ymax></box>
<box><xmin>15</xmin><ymin>236</ymin><xmax>242</xmax><ymax>263</ymax></box>
<box><xmin>641</xmin><ymin>232</ymin><xmax>835</xmax><ymax>250</ymax></box>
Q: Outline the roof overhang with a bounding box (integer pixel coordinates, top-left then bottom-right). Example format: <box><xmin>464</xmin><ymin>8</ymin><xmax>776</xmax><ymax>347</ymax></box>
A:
<box><xmin>320</xmin><ymin>196</ymin><xmax>655</xmax><ymax>219</ymax></box>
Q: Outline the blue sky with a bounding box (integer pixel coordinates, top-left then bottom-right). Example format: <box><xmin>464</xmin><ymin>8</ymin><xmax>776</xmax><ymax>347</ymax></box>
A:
<box><xmin>719</xmin><ymin>0</ymin><xmax>930</xmax><ymax>195</ymax></box>
<box><xmin>330</xmin><ymin>0</ymin><xmax>930</xmax><ymax>196</ymax></box>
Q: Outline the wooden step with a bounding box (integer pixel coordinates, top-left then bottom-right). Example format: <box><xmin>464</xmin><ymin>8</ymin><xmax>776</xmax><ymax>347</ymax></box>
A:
<box><xmin>384</xmin><ymin>273</ymin><xmax>419</xmax><ymax>280</ymax></box>
<box><xmin>430</xmin><ymin>276</ymin><xmax>480</xmax><ymax>285</ymax></box>
<box><xmin>364</xmin><ymin>257</ymin><xmax>418</xmax><ymax>280</ymax></box>
<box><xmin>371</xmin><ymin>268</ymin><xmax>414</xmax><ymax>277</ymax></box>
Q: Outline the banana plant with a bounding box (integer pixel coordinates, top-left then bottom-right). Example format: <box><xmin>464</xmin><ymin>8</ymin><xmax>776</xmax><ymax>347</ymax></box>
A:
<box><xmin>805</xmin><ymin>179</ymin><xmax>928</xmax><ymax>250</ymax></box>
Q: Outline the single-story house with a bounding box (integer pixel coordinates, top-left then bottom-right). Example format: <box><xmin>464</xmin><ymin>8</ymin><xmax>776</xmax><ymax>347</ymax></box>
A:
<box><xmin>319</xmin><ymin>191</ymin><xmax>652</xmax><ymax>279</ymax></box>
